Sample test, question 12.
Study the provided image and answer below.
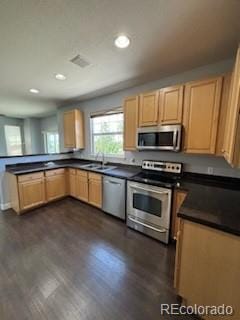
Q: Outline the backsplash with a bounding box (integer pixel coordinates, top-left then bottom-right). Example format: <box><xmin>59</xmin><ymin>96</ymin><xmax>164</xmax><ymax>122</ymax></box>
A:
<box><xmin>72</xmin><ymin>150</ymin><xmax>240</xmax><ymax>178</ymax></box>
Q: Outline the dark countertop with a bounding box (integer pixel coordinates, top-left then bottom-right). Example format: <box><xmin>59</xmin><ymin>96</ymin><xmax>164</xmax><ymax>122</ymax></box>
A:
<box><xmin>176</xmin><ymin>173</ymin><xmax>240</xmax><ymax>237</ymax></box>
<box><xmin>6</xmin><ymin>160</ymin><xmax>240</xmax><ymax>236</ymax></box>
<box><xmin>5</xmin><ymin>159</ymin><xmax>141</xmax><ymax>179</ymax></box>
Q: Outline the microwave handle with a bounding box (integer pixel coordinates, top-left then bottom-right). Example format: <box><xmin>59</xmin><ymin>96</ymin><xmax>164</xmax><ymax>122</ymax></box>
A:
<box><xmin>173</xmin><ymin>130</ymin><xmax>178</xmax><ymax>150</ymax></box>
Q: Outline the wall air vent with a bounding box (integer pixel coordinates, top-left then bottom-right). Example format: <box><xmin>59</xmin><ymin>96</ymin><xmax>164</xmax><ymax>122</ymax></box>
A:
<box><xmin>70</xmin><ymin>54</ymin><xmax>91</xmax><ymax>68</ymax></box>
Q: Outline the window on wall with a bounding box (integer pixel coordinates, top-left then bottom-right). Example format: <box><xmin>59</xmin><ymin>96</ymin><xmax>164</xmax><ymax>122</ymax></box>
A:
<box><xmin>4</xmin><ymin>125</ymin><xmax>23</xmax><ymax>156</ymax></box>
<box><xmin>43</xmin><ymin>132</ymin><xmax>59</xmax><ymax>154</ymax></box>
<box><xmin>91</xmin><ymin>109</ymin><xmax>124</xmax><ymax>157</ymax></box>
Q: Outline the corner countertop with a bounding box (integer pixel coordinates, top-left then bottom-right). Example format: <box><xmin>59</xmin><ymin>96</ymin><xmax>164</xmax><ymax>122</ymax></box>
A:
<box><xmin>176</xmin><ymin>173</ymin><xmax>240</xmax><ymax>237</ymax></box>
<box><xmin>5</xmin><ymin>159</ymin><xmax>141</xmax><ymax>180</ymax></box>
<box><xmin>6</xmin><ymin>160</ymin><xmax>240</xmax><ymax>237</ymax></box>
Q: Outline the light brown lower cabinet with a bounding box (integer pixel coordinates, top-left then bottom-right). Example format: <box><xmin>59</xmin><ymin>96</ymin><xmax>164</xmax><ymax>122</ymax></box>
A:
<box><xmin>9</xmin><ymin>168</ymin><xmax>101</xmax><ymax>214</ymax></box>
<box><xmin>171</xmin><ymin>190</ymin><xmax>187</xmax><ymax>239</ymax></box>
<box><xmin>8</xmin><ymin>172</ymin><xmax>46</xmax><ymax>214</ymax></box>
<box><xmin>18</xmin><ymin>174</ymin><xmax>46</xmax><ymax>211</ymax></box>
<box><xmin>45</xmin><ymin>169</ymin><xmax>66</xmax><ymax>202</ymax></box>
<box><xmin>88</xmin><ymin>172</ymin><xmax>102</xmax><ymax>208</ymax></box>
<box><xmin>76</xmin><ymin>170</ymin><xmax>89</xmax><ymax>202</ymax></box>
<box><xmin>175</xmin><ymin>219</ymin><xmax>240</xmax><ymax>320</ymax></box>
<box><xmin>68</xmin><ymin>169</ymin><xmax>77</xmax><ymax>197</ymax></box>
<box><xmin>68</xmin><ymin>170</ymin><xmax>102</xmax><ymax>208</ymax></box>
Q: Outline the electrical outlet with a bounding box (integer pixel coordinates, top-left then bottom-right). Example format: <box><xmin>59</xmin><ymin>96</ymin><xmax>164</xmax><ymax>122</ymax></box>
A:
<box><xmin>207</xmin><ymin>167</ymin><xmax>213</xmax><ymax>174</ymax></box>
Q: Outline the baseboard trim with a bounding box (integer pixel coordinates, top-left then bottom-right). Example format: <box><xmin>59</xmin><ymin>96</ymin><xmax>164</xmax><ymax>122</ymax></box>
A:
<box><xmin>0</xmin><ymin>202</ymin><xmax>11</xmax><ymax>211</ymax></box>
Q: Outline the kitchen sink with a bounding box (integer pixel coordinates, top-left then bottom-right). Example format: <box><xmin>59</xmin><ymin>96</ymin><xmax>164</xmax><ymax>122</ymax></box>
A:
<box><xmin>80</xmin><ymin>163</ymin><xmax>116</xmax><ymax>172</ymax></box>
<box><xmin>94</xmin><ymin>165</ymin><xmax>116</xmax><ymax>172</ymax></box>
<box><xmin>80</xmin><ymin>163</ymin><xmax>99</xmax><ymax>169</ymax></box>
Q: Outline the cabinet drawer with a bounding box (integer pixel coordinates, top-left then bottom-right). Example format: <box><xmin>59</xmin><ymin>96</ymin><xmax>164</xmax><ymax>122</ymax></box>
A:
<box><xmin>45</xmin><ymin>169</ymin><xmax>65</xmax><ymax>177</ymax></box>
<box><xmin>76</xmin><ymin>169</ymin><xmax>88</xmax><ymax>177</ymax></box>
<box><xmin>88</xmin><ymin>172</ymin><xmax>102</xmax><ymax>181</ymax></box>
<box><xmin>18</xmin><ymin>172</ymin><xmax>44</xmax><ymax>182</ymax></box>
<box><xmin>69</xmin><ymin>168</ymin><xmax>76</xmax><ymax>175</ymax></box>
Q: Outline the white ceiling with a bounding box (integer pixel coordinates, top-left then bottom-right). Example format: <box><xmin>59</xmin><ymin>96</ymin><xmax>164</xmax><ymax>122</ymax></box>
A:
<box><xmin>0</xmin><ymin>0</ymin><xmax>239</xmax><ymax>118</ymax></box>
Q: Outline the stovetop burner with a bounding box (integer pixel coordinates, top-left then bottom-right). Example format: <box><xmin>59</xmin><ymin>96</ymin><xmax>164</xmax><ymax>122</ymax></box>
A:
<box><xmin>131</xmin><ymin>171</ymin><xmax>180</xmax><ymax>188</ymax></box>
<box><xmin>130</xmin><ymin>160</ymin><xmax>182</xmax><ymax>188</ymax></box>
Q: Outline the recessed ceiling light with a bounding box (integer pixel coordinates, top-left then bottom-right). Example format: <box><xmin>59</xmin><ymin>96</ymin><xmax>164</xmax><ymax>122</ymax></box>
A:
<box><xmin>29</xmin><ymin>88</ymin><xmax>40</xmax><ymax>94</ymax></box>
<box><xmin>55</xmin><ymin>73</ymin><xmax>66</xmax><ymax>80</ymax></box>
<box><xmin>114</xmin><ymin>35</ymin><xmax>130</xmax><ymax>48</ymax></box>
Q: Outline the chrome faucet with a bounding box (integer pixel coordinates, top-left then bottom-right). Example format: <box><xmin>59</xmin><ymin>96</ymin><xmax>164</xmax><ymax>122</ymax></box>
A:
<box><xmin>95</xmin><ymin>152</ymin><xmax>106</xmax><ymax>167</ymax></box>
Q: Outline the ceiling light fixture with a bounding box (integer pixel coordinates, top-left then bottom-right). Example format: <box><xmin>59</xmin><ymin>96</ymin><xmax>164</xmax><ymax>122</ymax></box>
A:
<box><xmin>114</xmin><ymin>35</ymin><xmax>130</xmax><ymax>48</ymax></box>
<box><xmin>29</xmin><ymin>88</ymin><xmax>40</xmax><ymax>94</ymax></box>
<box><xmin>55</xmin><ymin>73</ymin><xmax>66</xmax><ymax>80</ymax></box>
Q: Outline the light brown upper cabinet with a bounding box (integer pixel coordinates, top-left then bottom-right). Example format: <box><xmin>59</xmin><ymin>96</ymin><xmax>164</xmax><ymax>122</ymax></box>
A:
<box><xmin>222</xmin><ymin>46</ymin><xmax>240</xmax><ymax>167</ymax></box>
<box><xmin>183</xmin><ymin>76</ymin><xmax>222</xmax><ymax>154</ymax></box>
<box><xmin>215</xmin><ymin>73</ymin><xmax>232</xmax><ymax>156</ymax></box>
<box><xmin>64</xmin><ymin>109</ymin><xmax>85</xmax><ymax>149</ymax></box>
<box><xmin>139</xmin><ymin>91</ymin><xmax>159</xmax><ymax>127</ymax></box>
<box><xmin>123</xmin><ymin>96</ymin><xmax>139</xmax><ymax>150</ymax></box>
<box><xmin>159</xmin><ymin>85</ymin><xmax>184</xmax><ymax>124</ymax></box>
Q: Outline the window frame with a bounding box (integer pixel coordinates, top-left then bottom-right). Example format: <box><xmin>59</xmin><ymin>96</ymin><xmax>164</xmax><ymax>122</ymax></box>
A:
<box><xmin>4</xmin><ymin>125</ymin><xmax>23</xmax><ymax>156</ymax></box>
<box><xmin>43</xmin><ymin>131</ymin><xmax>59</xmax><ymax>154</ymax></box>
<box><xmin>90</xmin><ymin>110</ymin><xmax>124</xmax><ymax>158</ymax></box>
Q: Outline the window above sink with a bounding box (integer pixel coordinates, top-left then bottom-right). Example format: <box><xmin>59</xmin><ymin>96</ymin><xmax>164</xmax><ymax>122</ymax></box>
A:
<box><xmin>90</xmin><ymin>109</ymin><xmax>124</xmax><ymax>158</ymax></box>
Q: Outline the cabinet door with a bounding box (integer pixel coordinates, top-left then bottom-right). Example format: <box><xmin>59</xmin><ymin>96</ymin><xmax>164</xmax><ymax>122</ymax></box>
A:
<box><xmin>159</xmin><ymin>85</ymin><xmax>184</xmax><ymax>124</ymax></box>
<box><xmin>46</xmin><ymin>174</ymin><xmax>66</xmax><ymax>202</ymax></box>
<box><xmin>123</xmin><ymin>96</ymin><xmax>139</xmax><ymax>150</ymax></box>
<box><xmin>64</xmin><ymin>110</ymin><xmax>76</xmax><ymax>148</ymax></box>
<box><xmin>139</xmin><ymin>91</ymin><xmax>159</xmax><ymax>126</ymax></box>
<box><xmin>183</xmin><ymin>77</ymin><xmax>222</xmax><ymax>154</ymax></box>
<box><xmin>76</xmin><ymin>175</ymin><xmax>89</xmax><ymax>202</ymax></box>
<box><xmin>69</xmin><ymin>173</ymin><xmax>77</xmax><ymax>198</ymax></box>
<box><xmin>18</xmin><ymin>179</ymin><xmax>45</xmax><ymax>211</ymax></box>
<box><xmin>174</xmin><ymin>219</ymin><xmax>183</xmax><ymax>289</ymax></box>
<box><xmin>223</xmin><ymin>47</ymin><xmax>240</xmax><ymax>166</ymax></box>
<box><xmin>215</xmin><ymin>73</ymin><xmax>232</xmax><ymax>156</ymax></box>
<box><xmin>171</xmin><ymin>190</ymin><xmax>187</xmax><ymax>240</ymax></box>
<box><xmin>88</xmin><ymin>173</ymin><xmax>102</xmax><ymax>208</ymax></box>
<box><xmin>177</xmin><ymin>221</ymin><xmax>240</xmax><ymax>319</ymax></box>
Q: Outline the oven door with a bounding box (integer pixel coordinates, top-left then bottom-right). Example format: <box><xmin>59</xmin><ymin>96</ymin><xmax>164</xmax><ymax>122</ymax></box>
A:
<box><xmin>127</xmin><ymin>181</ymin><xmax>172</xmax><ymax>231</ymax></box>
<box><xmin>137</xmin><ymin>125</ymin><xmax>181</xmax><ymax>151</ymax></box>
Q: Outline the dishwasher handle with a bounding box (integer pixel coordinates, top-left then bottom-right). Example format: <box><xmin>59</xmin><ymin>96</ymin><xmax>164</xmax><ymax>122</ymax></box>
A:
<box><xmin>104</xmin><ymin>180</ymin><xmax>122</xmax><ymax>186</ymax></box>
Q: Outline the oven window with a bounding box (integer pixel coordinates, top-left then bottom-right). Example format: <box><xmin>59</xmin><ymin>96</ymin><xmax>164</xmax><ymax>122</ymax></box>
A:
<box><xmin>133</xmin><ymin>193</ymin><xmax>162</xmax><ymax>217</ymax></box>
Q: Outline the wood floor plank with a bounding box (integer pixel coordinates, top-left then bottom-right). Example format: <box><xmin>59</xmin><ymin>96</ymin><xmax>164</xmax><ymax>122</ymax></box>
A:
<box><xmin>0</xmin><ymin>198</ymin><xmax>196</xmax><ymax>320</ymax></box>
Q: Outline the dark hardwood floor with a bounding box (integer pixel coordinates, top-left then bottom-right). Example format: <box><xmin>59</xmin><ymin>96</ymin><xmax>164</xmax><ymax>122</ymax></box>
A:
<box><xmin>0</xmin><ymin>198</ymin><xmax>196</xmax><ymax>320</ymax></box>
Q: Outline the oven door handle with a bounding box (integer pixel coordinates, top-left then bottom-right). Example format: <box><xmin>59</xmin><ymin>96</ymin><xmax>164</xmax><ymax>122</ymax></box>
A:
<box><xmin>130</xmin><ymin>184</ymin><xmax>169</xmax><ymax>195</ymax></box>
<box><xmin>128</xmin><ymin>216</ymin><xmax>167</xmax><ymax>233</ymax></box>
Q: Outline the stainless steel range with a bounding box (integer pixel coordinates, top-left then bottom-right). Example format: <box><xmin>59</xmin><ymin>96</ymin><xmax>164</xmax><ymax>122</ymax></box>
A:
<box><xmin>127</xmin><ymin>160</ymin><xmax>182</xmax><ymax>244</ymax></box>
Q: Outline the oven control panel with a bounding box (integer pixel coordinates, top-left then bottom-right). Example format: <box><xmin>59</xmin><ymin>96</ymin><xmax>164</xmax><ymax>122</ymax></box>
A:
<box><xmin>142</xmin><ymin>160</ymin><xmax>182</xmax><ymax>174</ymax></box>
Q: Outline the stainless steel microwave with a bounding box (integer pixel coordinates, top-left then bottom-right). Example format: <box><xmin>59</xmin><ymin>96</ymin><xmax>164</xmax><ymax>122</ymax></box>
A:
<box><xmin>137</xmin><ymin>124</ymin><xmax>182</xmax><ymax>151</ymax></box>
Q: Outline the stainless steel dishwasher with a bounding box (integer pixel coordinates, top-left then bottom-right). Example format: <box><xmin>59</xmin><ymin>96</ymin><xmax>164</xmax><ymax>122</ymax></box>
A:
<box><xmin>103</xmin><ymin>176</ymin><xmax>126</xmax><ymax>220</ymax></box>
